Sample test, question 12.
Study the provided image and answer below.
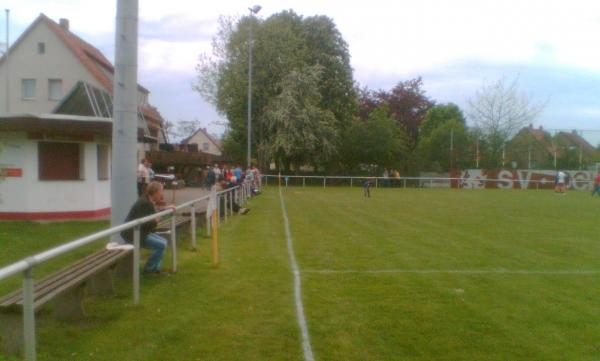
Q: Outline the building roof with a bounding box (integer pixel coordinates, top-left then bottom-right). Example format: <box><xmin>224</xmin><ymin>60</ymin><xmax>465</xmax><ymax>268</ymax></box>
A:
<box><xmin>556</xmin><ymin>131</ymin><xmax>596</xmax><ymax>155</ymax></box>
<box><xmin>0</xmin><ymin>13</ymin><xmax>149</xmax><ymax>95</ymax></box>
<box><xmin>181</xmin><ymin>127</ymin><xmax>223</xmax><ymax>151</ymax></box>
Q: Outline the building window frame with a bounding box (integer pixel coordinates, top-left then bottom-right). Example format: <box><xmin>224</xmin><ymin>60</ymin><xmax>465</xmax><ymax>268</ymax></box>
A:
<box><xmin>48</xmin><ymin>79</ymin><xmax>63</xmax><ymax>101</ymax></box>
<box><xmin>21</xmin><ymin>79</ymin><xmax>36</xmax><ymax>100</ymax></box>
<box><xmin>38</xmin><ymin>141</ymin><xmax>84</xmax><ymax>181</ymax></box>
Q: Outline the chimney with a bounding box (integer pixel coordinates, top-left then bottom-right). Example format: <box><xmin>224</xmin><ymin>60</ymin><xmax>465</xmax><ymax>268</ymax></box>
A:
<box><xmin>59</xmin><ymin>18</ymin><xmax>69</xmax><ymax>31</ymax></box>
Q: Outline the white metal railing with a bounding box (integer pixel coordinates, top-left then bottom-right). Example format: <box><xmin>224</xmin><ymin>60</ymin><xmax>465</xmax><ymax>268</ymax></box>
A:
<box><xmin>0</xmin><ymin>180</ymin><xmax>253</xmax><ymax>361</ymax></box>
<box><xmin>262</xmin><ymin>174</ymin><xmax>594</xmax><ymax>191</ymax></box>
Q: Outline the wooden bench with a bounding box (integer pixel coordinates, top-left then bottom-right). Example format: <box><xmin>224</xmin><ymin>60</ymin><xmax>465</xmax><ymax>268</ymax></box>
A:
<box><xmin>0</xmin><ymin>248</ymin><xmax>132</xmax><ymax>355</ymax></box>
<box><xmin>156</xmin><ymin>214</ymin><xmax>191</xmax><ymax>233</ymax></box>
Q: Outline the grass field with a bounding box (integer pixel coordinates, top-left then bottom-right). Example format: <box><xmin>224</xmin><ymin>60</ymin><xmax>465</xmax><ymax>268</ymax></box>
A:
<box><xmin>1</xmin><ymin>187</ymin><xmax>599</xmax><ymax>360</ymax></box>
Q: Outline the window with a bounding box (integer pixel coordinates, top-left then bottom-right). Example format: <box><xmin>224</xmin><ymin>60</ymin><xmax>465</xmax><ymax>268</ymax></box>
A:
<box><xmin>38</xmin><ymin>42</ymin><xmax>45</xmax><ymax>54</ymax></box>
<box><xmin>203</xmin><ymin>142</ymin><xmax>209</xmax><ymax>151</ymax></box>
<box><xmin>21</xmin><ymin>79</ymin><xmax>36</xmax><ymax>100</ymax></box>
<box><xmin>48</xmin><ymin>79</ymin><xmax>63</xmax><ymax>101</ymax></box>
<box><xmin>97</xmin><ymin>144</ymin><xmax>110</xmax><ymax>180</ymax></box>
<box><xmin>38</xmin><ymin>142</ymin><xmax>83</xmax><ymax>180</ymax></box>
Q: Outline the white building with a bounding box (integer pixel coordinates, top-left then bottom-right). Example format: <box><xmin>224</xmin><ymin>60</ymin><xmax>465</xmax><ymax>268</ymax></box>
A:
<box><xmin>0</xmin><ymin>14</ymin><xmax>167</xmax><ymax>220</ymax></box>
<box><xmin>181</xmin><ymin>128</ymin><xmax>222</xmax><ymax>156</ymax></box>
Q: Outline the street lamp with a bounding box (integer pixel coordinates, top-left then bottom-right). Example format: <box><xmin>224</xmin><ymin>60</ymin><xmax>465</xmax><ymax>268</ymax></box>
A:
<box><xmin>247</xmin><ymin>4</ymin><xmax>261</xmax><ymax>169</ymax></box>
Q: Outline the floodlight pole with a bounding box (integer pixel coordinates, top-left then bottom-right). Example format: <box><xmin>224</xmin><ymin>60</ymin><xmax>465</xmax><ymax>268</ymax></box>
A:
<box><xmin>247</xmin><ymin>5</ymin><xmax>261</xmax><ymax>169</ymax></box>
<box><xmin>111</xmin><ymin>0</ymin><xmax>139</xmax><ymax>242</ymax></box>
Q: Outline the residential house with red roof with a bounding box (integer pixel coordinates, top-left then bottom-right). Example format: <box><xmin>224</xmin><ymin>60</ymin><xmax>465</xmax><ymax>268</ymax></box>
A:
<box><xmin>0</xmin><ymin>14</ymin><xmax>167</xmax><ymax>220</ymax></box>
<box><xmin>181</xmin><ymin>128</ymin><xmax>222</xmax><ymax>156</ymax></box>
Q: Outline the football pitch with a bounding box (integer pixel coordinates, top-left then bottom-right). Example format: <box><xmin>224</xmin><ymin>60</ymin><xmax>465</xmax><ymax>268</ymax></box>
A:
<box><xmin>1</xmin><ymin>186</ymin><xmax>599</xmax><ymax>361</ymax></box>
<box><xmin>274</xmin><ymin>186</ymin><xmax>599</xmax><ymax>361</ymax></box>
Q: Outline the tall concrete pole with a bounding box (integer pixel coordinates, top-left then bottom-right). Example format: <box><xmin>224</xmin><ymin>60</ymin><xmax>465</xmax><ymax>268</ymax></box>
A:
<box><xmin>111</xmin><ymin>0</ymin><xmax>139</xmax><ymax>241</ymax></box>
<box><xmin>4</xmin><ymin>9</ymin><xmax>9</xmax><ymax>114</ymax></box>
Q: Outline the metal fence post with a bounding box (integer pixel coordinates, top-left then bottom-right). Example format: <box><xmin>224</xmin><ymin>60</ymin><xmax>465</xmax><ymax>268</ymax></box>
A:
<box><xmin>170</xmin><ymin>214</ymin><xmax>177</xmax><ymax>273</ymax></box>
<box><xmin>375</xmin><ymin>178</ymin><xmax>378</xmax><ymax>188</ymax></box>
<box><xmin>190</xmin><ymin>205</ymin><xmax>197</xmax><ymax>250</ymax></box>
<box><xmin>229</xmin><ymin>190</ymin><xmax>233</xmax><ymax>216</ymax></box>
<box><xmin>430</xmin><ymin>179</ymin><xmax>433</xmax><ymax>188</ymax></box>
<box><xmin>303</xmin><ymin>177</ymin><xmax>305</xmax><ymax>187</ymax></box>
<box><xmin>206</xmin><ymin>210</ymin><xmax>211</xmax><ymax>237</ymax></box>
<box><xmin>224</xmin><ymin>193</ymin><xmax>228</xmax><ymax>222</ymax></box>
<box><xmin>403</xmin><ymin>179</ymin><xmax>407</xmax><ymax>188</ymax></box>
<box><xmin>133</xmin><ymin>226</ymin><xmax>140</xmax><ymax>305</ymax></box>
<box><xmin>350</xmin><ymin>178</ymin><xmax>353</xmax><ymax>187</ymax></box>
<box><xmin>217</xmin><ymin>195</ymin><xmax>221</xmax><ymax>226</ymax></box>
<box><xmin>265</xmin><ymin>176</ymin><xmax>268</xmax><ymax>186</ymax></box>
<box><xmin>323</xmin><ymin>177</ymin><xmax>326</xmax><ymax>188</ymax></box>
<box><xmin>23</xmin><ymin>267</ymin><xmax>36</xmax><ymax>361</ymax></box>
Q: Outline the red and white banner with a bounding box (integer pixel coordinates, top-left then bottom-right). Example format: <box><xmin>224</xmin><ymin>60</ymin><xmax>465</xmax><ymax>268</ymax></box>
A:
<box><xmin>455</xmin><ymin>169</ymin><xmax>593</xmax><ymax>190</ymax></box>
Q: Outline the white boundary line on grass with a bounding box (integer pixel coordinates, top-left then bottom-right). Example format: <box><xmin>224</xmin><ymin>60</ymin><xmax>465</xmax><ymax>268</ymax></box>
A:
<box><xmin>279</xmin><ymin>187</ymin><xmax>316</xmax><ymax>361</ymax></box>
<box><xmin>302</xmin><ymin>269</ymin><xmax>600</xmax><ymax>275</ymax></box>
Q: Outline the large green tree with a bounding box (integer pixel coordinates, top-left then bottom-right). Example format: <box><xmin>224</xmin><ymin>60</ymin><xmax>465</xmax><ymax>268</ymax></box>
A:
<box><xmin>417</xmin><ymin>104</ymin><xmax>471</xmax><ymax>172</ymax></box>
<box><xmin>340</xmin><ymin>104</ymin><xmax>409</xmax><ymax>173</ymax></box>
<box><xmin>262</xmin><ymin>65</ymin><xmax>337</xmax><ymax>171</ymax></box>
<box><xmin>196</xmin><ymin>11</ymin><xmax>356</xmax><ymax>167</ymax></box>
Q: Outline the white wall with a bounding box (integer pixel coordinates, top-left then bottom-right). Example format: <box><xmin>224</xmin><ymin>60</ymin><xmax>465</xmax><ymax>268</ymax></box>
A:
<box><xmin>0</xmin><ymin>132</ymin><xmax>111</xmax><ymax>213</ymax></box>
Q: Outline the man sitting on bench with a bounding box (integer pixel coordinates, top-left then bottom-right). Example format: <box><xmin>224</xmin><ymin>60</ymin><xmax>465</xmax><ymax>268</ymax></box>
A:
<box><xmin>121</xmin><ymin>181</ymin><xmax>175</xmax><ymax>275</ymax></box>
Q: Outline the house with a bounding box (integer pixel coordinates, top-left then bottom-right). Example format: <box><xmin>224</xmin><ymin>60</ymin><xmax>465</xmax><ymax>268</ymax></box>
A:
<box><xmin>505</xmin><ymin>125</ymin><xmax>555</xmax><ymax>169</ymax></box>
<box><xmin>554</xmin><ymin>130</ymin><xmax>597</xmax><ymax>169</ymax></box>
<box><xmin>0</xmin><ymin>14</ymin><xmax>168</xmax><ymax>220</ymax></box>
<box><xmin>0</xmin><ymin>114</ymin><xmax>112</xmax><ymax>219</ymax></box>
<box><xmin>181</xmin><ymin>127</ymin><xmax>222</xmax><ymax>156</ymax></box>
<box><xmin>0</xmin><ymin>13</ymin><xmax>166</xmax><ymax>154</ymax></box>
<box><xmin>506</xmin><ymin>125</ymin><xmax>598</xmax><ymax>170</ymax></box>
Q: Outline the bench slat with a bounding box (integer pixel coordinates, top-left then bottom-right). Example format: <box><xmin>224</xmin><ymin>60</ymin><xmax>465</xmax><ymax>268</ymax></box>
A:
<box><xmin>156</xmin><ymin>216</ymin><xmax>190</xmax><ymax>231</ymax></box>
<box><xmin>32</xmin><ymin>250</ymin><xmax>131</xmax><ymax>310</ymax></box>
<box><xmin>31</xmin><ymin>250</ymin><xmax>127</xmax><ymax>307</ymax></box>
<box><xmin>0</xmin><ymin>250</ymin><xmax>114</xmax><ymax>307</ymax></box>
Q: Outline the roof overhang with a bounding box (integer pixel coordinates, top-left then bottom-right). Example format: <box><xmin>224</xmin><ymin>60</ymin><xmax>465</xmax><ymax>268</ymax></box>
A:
<box><xmin>0</xmin><ymin>114</ymin><xmax>112</xmax><ymax>136</ymax></box>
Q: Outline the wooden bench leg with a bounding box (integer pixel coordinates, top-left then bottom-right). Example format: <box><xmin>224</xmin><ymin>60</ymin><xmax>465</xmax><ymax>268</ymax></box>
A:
<box><xmin>53</xmin><ymin>284</ymin><xmax>86</xmax><ymax>321</ymax></box>
<box><xmin>88</xmin><ymin>269</ymin><xmax>115</xmax><ymax>296</ymax></box>
<box><xmin>0</xmin><ymin>312</ymin><xmax>24</xmax><ymax>355</ymax></box>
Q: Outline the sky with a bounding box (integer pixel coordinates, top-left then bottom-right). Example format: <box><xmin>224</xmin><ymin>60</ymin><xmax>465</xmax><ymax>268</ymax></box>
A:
<box><xmin>3</xmin><ymin>0</ymin><xmax>600</xmax><ymax>144</ymax></box>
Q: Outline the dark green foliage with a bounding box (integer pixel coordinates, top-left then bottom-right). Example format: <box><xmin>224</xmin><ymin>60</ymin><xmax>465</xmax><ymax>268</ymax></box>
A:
<box><xmin>196</xmin><ymin>11</ymin><xmax>356</xmax><ymax>168</ymax></box>
<box><xmin>340</xmin><ymin>104</ymin><xmax>409</xmax><ymax>173</ymax></box>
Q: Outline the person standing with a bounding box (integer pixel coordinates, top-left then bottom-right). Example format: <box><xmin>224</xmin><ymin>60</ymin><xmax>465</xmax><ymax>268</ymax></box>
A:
<box><xmin>137</xmin><ymin>159</ymin><xmax>150</xmax><ymax>197</ymax></box>
<box><xmin>592</xmin><ymin>172</ymin><xmax>600</xmax><ymax>197</ymax></box>
<box><xmin>556</xmin><ymin>171</ymin><xmax>567</xmax><ymax>194</ymax></box>
<box><xmin>121</xmin><ymin>181</ymin><xmax>175</xmax><ymax>275</ymax></box>
<box><xmin>363</xmin><ymin>178</ymin><xmax>373</xmax><ymax>198</ymax></box>
<box><xmin>233</xmin><ymin>164</ymin><xmax>242</xmax><ymax>184</ymax></box>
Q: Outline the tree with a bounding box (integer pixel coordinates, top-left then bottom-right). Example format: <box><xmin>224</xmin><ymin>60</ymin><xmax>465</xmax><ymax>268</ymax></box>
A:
<box><xmin>420</xmin><ymin>103</ymin><xmax>466</xmax><ymax>138</ymax></box>
<box><xmin>417</xmin><ymin>119</ymin><xmax>471</xmax><ymax>172</ymax></box>
<box><xmin>340</xmin><ymin>104</ymin><xmax>409</xmax><ymax>173</ymax></box>
<box><xmin>467</xmin><ymin>77</ymin><xmax>545</xmax><ymax>168</ymax></box>
<box><xmin>195</xmin><ymin>11</ymin><xmax>356</xmax><ymax>167</ymax></box>
<box><xmin>262</xmin><ymin>65</ymin><xmax>337</xmax><ymax>172</ymax></box>
<box><xmin>358</xmin><ymin>78</ymin><xmax>434</xmax><ymax>149</ymax></box>
<box><xmin>417</xmin><ymin>104</ymin><xmax>470</xmax><ymax>171</ymax></box>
